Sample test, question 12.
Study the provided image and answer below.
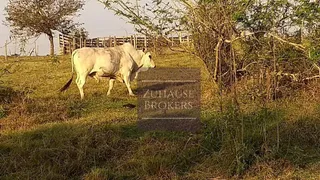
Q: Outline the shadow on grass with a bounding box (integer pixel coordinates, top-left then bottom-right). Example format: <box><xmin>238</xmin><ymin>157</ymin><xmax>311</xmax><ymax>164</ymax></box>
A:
<box><xmin>0</xmin><ymin>89</ymin><xmax>79</xmax><ymax>131</ymax></box>
<box><xmin>0</xmin><ymin>106</ymin><xmax>320</xmax><ymax>179</ymax></box>
<box><xmin>0</xmin><ymin>86</ymin><xmax>24</xmax><ymax>104</ymax></box>
<box><xmin>200</xmin><ymin>107</ymin><xmax>320</xmax><ymax>177</ymax></box>
<box><xmin>0</xmin><ymin>121</ymin><xmax>192</xmax><ymax>179</ymax></box>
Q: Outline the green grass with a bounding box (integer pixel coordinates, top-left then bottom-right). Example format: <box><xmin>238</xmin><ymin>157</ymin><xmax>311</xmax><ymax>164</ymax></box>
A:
<box><xmin>0</xmin><ymin>52</ymin><xmax>320</xmax><ymax>179</ymax></box>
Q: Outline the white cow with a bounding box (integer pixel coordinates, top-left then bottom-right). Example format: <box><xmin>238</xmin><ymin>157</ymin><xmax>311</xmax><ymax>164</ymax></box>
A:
<box><xmin>60</xmin><ymin>43</ymin><xmax>155</xmax><ymax>99</ymax></box>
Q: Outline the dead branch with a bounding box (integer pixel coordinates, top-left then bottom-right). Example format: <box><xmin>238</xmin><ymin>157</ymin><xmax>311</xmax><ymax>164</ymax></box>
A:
<box><xmin>280</xmin><ymin>73</ymin><xmax>299</xmax><ymax>81</ymax></box>
<box><xmin>213</xmin><ymin>38</ymin><xmax>222</xmax><ymax>82</ymax></box>
<box><xmin>313</xmin><ymin>63</ymin><xmax>320</xmax><ymax>75</ymax></box>
<box><xmin>267</xmin><ymin>33</ymin><xmax>306</xmax><ymax>51</ymax></box>
<box><xmin>303</xmin><ymin>75</ymin><xmax>320</xmax><ymax>82</ymax></box>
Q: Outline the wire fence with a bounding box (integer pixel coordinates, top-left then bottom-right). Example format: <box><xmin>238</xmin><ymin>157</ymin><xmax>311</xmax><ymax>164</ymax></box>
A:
<box><xmin>1</xmin><ymin>38</ymin><xmax>40</xmax><ymax>60</ymax></box>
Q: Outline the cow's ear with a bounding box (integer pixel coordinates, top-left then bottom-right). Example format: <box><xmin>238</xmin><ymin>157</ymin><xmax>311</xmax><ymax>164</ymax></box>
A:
<box><xmin>142</xmin><ymin>47</ymin><xmax>147</xmax><ymax>53</ymax></box>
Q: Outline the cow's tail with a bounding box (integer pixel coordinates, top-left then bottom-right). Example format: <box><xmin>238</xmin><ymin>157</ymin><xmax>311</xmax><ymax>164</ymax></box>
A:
<box><xmin>60</xmin><ymin>50</ymin><xmax>77</xmax><ymax>92</ymax></box>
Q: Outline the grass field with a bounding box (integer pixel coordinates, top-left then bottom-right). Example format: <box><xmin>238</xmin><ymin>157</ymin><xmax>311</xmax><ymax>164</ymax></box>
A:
<box><xmin>0</xmin><ymin>51</ymin><xmax>320</xmax><ymax>179</ymax></box>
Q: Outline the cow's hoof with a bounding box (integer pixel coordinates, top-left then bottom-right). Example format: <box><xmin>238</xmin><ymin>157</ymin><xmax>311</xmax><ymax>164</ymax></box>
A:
<box><xmin>129</xmin><ymin>93</ymin><xmax>136</xmax><ymax>97</ymax></box>
<box><xmin>123</xmin><ymin>103</ymin><xmax>136</xmax><ymax>109</ymax></box>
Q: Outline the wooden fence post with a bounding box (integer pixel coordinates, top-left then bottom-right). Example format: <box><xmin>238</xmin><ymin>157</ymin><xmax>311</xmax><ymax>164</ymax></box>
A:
<box><xmin>84</xmin><ymin>38</ymin><xmax>87</xmax><ymax>47</ymax></box>
<box><xmin>60</xmin><ymin>34</ymin><xmax>64</xmax><ymax>55</ymax></box>
<box><xmin>80</xmin><ymin>36</ymin><xmax>83</xmax><ymax>48</ymax></box>
<box><xmin>109</xmin><ymin>36</ymin><xmax>112</xmax><ymax>47</ymax></box>
<box><xmin>4</xmin><ymin>40</ymin><xmax>8</xmax><ymax>61</ymax></box>
<box><xmin>133</xmin><ymin>35</ymin><xmax>137</xmax><ymax>48</ymax></box>
<box><xmin>114</xmin><ymin>36</ymin><xmax>117</xmax><ymax>47</ymax></box>
<box><xmin>96</xmin><ymin>38</ymin><xmax>99</xmax><ymax>47</ymax></box>
<box><xmin>179</xmin><ymin>32</ymin><xmax>182</xmax><ymax>44</ymax></box>
<box><xmin>72</xmin><ymin>37</ymin><xmax>76</xmax><ymax>52</ymax></box>
<box><xmin>153</xmin><ymin>36</ymin><xmax>157</xmax><ymax>54</ymax></box>
<box><xmin>69</xmin><ymin>42</ymin><xmax>72</xmax><ymax>54</ymax></box>
<box><xmin>144</xmin><ymin>35</ymin><xmax>147</xmax><ymax>49</ymax></box>
<box><xmin>63</xmin><ymin>35</ymin><xmax>66</xmax><ymax>55</ymax></box>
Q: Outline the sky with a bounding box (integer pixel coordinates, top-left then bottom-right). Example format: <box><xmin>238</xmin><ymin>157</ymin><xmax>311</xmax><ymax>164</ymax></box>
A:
<box><xmin>0</xmin><ymin>0</ymin><xmax>135</xmax><ymax>55</ymax></box>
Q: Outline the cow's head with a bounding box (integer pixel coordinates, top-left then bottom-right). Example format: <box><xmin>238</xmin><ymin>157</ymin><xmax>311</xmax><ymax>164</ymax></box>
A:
<box><xmin>139</xmin><ymin>50</ymin><xmax>156</xmax><ymax>70</ymax></box>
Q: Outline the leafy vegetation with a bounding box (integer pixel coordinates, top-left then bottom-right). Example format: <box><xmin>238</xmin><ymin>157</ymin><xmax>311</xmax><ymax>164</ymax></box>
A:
<box><xmin>102</xmin><ymin>0</ymin><xmax>320</xmax><ymax>101</ymax></box>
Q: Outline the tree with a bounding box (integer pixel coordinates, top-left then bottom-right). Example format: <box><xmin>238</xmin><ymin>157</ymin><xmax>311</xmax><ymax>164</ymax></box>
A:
<box><xmin>182</xmin><ymin>0</ymin><xmax>320</xmax><ymax>104</ymax></box>
<box><xmin>98</xmin><ymin>0</ymin><xmax>184</xmax><ymax>49</ymax></box>
<box><xmin>5</xmin><ymin>0</ymin><xmax>85</xmax><ymax>56</ymax></box>
<box><xmin>101</xmin><ymin>0</ymin><xmax>320</xmax><ymax>90</ymax></box>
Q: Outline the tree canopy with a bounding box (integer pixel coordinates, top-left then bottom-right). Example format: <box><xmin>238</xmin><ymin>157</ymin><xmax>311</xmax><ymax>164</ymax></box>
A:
<box><xmin>98</xmin><ymin>0</ymin><xmax>184</xmax><ymax>36</ymax></box>
<box><xmin>5</xmin><ymin>0</ymin><xmax>85</xmax><ymax>56</ymax></box>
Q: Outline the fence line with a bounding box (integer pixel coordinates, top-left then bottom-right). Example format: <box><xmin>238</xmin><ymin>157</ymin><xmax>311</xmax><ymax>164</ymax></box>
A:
<box><xmin>0</xmin><ymin>40</ymin><xmax>11</xmax><ymax>61</ymax></box>
<box><xmin>1</xmin><ymin>38</ymin><xmax>40</xmax><ymax>58</ymax></box>
<box><xmin>59</xmin><ymin>33</ymin><xmax>192</xmax><ymax>55</ymax></box>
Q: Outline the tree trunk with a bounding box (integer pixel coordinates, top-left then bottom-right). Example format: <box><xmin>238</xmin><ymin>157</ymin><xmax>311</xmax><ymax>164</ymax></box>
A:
<box><xmin>48</xmin><ymin>34</ymin><xmax>54</xmax><ymax>56</ymax></box>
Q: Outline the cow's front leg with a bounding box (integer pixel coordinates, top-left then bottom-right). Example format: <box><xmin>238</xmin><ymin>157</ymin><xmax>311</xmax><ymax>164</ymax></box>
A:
<box><xmin>123</xmin><ymin>73</ymin><xmax>135</xmax><ymax>96</ymax></box>
<box><xmin>107</xmin><ymin>79</ymin><xmax>115</xmax><ymax>96</ymax></box>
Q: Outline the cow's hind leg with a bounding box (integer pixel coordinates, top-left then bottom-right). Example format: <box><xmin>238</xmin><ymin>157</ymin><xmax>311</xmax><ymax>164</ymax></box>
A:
<box><xmin>76</xmin><ymin>73</ymin><xmax>87</xmax><ymax>100</ymax></box>
<box><xmin>107</xmin><ymin>79</ymin><xmax>115</xmax><ymax>96</ymax></box>
<box><xmin>123</xmin><ymin>73</ymin><xmax>135</xmax><ymax>96</ymax></box>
